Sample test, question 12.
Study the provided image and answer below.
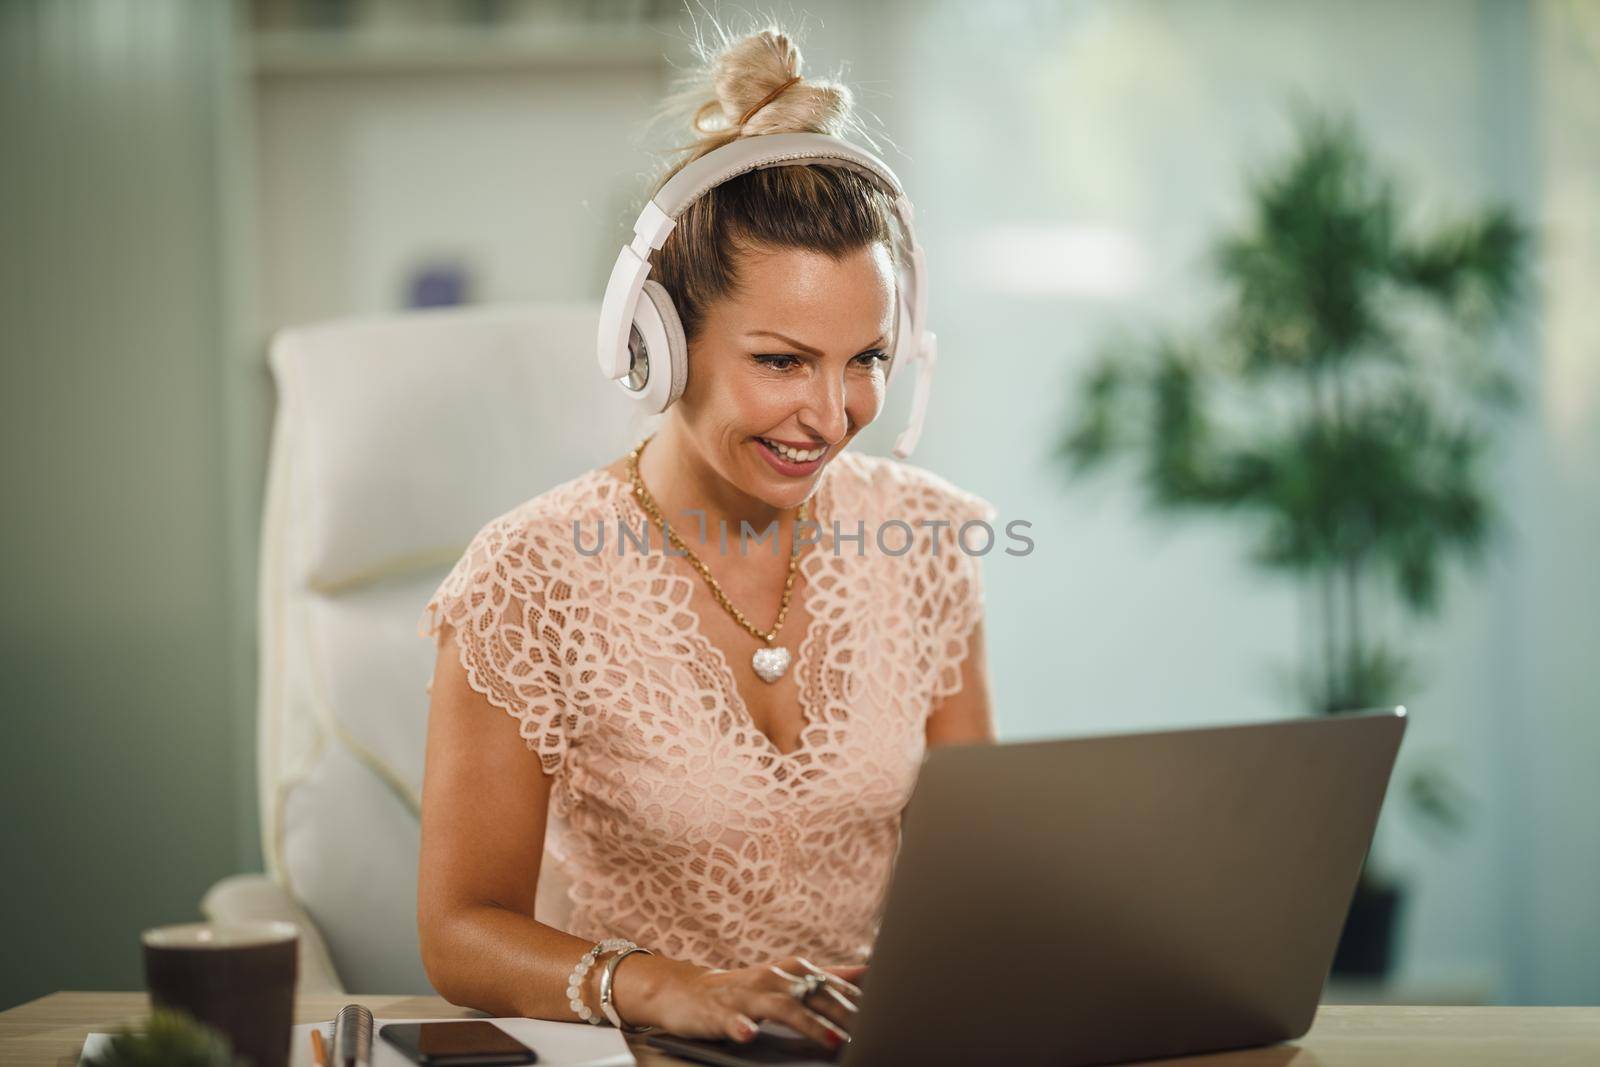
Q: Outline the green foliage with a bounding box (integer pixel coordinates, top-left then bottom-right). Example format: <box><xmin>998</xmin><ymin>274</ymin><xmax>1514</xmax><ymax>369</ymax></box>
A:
<box><xmin>1055</xmin><ymin>102</ymin><xmax>1530</xmax><ymax>835</ymax></box>
<box><xmin>83</xmin><ymin>1008</ymin><xmax>249</xmax><ymax>1067</ymax></box>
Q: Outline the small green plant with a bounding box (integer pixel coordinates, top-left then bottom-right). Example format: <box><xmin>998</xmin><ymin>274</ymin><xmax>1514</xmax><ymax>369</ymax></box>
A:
<box><xmin>1055</xmin><ymin>100</ymin><xmax>1530</xmax><ymax>839</ymax></box>
<box><xmin>83</xmin><ymin>1008</ymin><xmax>249</xmax><ymax>1067</ymax></box>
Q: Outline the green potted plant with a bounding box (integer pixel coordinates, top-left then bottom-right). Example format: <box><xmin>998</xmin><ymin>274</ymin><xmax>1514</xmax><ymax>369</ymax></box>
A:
<box><xmin>83</xmin><ymin>1008</ymin><xmax>249</xmax><ymax>1067</ymax></box>
<box><xmin>1054</xmin><ymin>101</ymin><xmax>1530</xmax><ymax>978</ymax></box>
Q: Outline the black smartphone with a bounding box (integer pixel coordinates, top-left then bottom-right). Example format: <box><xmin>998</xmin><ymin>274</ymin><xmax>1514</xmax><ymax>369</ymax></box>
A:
<box><xmin>378</xmin><ymin>1021</ymin><xmax>538</xmax><ymax>1066</ymax></box>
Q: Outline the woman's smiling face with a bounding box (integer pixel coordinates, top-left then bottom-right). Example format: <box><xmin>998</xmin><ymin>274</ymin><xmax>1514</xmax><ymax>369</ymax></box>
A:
<box><xmin>670</xmin><ymin>241</ymin><xmax>898</xmax><ymax>511</ymax></box>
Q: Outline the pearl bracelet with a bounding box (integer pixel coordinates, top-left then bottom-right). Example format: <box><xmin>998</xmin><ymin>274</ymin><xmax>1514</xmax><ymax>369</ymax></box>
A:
<box><xmin>567</xmin><ymin>938</ymin><xmax>635</xmax><ymax>1024</ymax></box>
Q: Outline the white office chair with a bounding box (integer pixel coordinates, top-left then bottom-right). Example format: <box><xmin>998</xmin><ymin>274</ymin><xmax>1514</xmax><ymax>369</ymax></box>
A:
<box><xmin>203</xmin><ymin>301</ymin><xmax>642</xmax><ymax>994</ymax></box>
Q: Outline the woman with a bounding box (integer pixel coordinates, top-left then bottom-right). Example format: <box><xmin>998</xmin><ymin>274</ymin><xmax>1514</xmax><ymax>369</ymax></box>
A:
<box><xmin>415</xmin><ymin>23</ymin><xmax>997</xmax><ymax>1053</ymax></box>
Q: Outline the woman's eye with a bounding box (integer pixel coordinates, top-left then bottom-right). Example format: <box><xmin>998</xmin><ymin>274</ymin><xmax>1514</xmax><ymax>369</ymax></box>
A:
<box><xmin>754</xmin><ymin>351</ymin><xmax>886</xmax><ymax>370</ymax></box>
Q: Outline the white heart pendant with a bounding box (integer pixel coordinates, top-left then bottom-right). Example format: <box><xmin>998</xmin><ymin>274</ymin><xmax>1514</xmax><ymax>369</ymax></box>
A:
<box><xmin>751</xmin><ymin>645</ymin><xmax>792</xmax><ymax>684</ymax></box>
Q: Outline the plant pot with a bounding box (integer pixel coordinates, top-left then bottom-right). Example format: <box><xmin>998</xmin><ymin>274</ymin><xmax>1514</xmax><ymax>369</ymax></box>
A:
<box><xmin>1331</xmin><ymin>871</ymin><xmax>1404</xmax><ymax>978</ymax></box>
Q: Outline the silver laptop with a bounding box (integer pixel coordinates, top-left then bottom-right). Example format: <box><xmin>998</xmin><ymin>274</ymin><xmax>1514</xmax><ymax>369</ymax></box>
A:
<box><xmin>644</xmin><ymin>708</ymin><xmax>1408</xmax><ymax>1067</ymax></box>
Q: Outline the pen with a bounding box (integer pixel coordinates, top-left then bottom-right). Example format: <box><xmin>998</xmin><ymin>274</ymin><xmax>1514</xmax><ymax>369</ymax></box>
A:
<box><xmin>310</xmin><ymin>1026</ymin><xmax>327</xmax><ymax>1067</ymax></box>
<box><xmin>328</xmin><ymin>1004</ymin><xmax>374</xmax><ymax>1067</ymax></box>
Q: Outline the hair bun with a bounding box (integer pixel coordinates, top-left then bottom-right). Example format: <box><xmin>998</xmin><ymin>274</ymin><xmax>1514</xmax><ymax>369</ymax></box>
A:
<box><xmin>645</xmin><ymin>17</ymin><xmax>886</xmax><ymax>180</ymax></box>
<box><xmin>705</xmin><ymin>29</ymin><xmax>853</xmax><ymax>137</ymax></box>
<box><xmin>649</xmin><ymin>22</ymin><xmax>861</xmax><ymax>155</ymax></box>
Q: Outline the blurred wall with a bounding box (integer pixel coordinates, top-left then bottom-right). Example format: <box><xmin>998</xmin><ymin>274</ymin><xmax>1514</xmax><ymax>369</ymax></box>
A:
<box><xmin>0</xmin><ymin>0</ymin><xmax>244</xmax><ymax>1009</ymax></box>
<box><xmin>254</xmin><ymin>38</ymin><xmax>677</xmax><ymax>325</ymax></box>
<box><xmin>1508</xmin><ymin>0</ymin><xmax>1600</xmax><ymax>1005</ymax></box>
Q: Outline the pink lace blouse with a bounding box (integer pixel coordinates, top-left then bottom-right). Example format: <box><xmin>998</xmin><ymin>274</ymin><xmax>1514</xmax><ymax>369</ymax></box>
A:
<box><xmin>418</xmin><ymin>449</ymin><xmax>996</xmax><ymax>970</ymax></box>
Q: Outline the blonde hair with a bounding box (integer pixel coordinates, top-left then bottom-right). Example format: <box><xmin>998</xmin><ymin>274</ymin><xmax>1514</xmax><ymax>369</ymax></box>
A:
<box><xmin>639</xmin><ymin>14</ymin><xmax>900</xmax><ymax>346</ymax></box>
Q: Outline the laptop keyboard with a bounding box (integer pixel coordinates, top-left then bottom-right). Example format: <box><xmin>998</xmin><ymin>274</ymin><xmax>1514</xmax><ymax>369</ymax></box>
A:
<box><xmin>643</xmin><ymin>1021</ymin><xmax>847</xmax><ymax>1065</ymax></box>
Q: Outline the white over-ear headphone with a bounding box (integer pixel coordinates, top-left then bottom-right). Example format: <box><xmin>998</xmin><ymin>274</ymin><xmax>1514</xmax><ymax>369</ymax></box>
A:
<box><xmin>596</xmin><ymin>131</ymin><xmax>937</xmax><ymax>460</ymax></box>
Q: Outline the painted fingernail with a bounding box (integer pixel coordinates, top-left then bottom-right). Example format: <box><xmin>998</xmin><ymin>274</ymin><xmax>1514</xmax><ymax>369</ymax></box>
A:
<box><xmin>738</xmin><ymin>1020</ymin><xmax>758</xmax><ymax>1041</ymax></box>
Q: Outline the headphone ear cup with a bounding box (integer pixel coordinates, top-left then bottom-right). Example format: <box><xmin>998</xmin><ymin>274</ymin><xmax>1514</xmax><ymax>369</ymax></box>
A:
<box><xmin>638</xmin><ymin>279</ymin><xmax>689</xmax><ymax>409</ymax></box>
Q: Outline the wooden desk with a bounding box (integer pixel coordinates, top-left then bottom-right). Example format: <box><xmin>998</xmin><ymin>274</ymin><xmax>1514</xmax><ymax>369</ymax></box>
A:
<box><xmin>2</xmin><ymin>991</ymin><xmax>1595</xmax><ymax>1066</ymax></box>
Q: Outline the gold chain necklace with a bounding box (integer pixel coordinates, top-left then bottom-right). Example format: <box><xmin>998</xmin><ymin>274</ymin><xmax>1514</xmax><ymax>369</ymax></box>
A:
<box><xmin>626</xmin><ymin>435</ymin><xmax>810</xmax><ymax>684</ymax></box>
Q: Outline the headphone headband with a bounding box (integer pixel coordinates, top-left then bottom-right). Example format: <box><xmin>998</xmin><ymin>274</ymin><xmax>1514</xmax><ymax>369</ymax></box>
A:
<box><xmin>651</xmin><ymin>132</ymin><xmax>905</xmax><ymax>219</ymax></box>
<box><xmin>597</xmin><ymin>131</ymin><xmax>937</xmax><ymax>459</ymax></box>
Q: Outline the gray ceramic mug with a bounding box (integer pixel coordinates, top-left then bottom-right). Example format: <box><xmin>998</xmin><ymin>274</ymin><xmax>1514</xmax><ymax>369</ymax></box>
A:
<box><xmin>141</xmin><ymin>921</ymin><xmax>298</xmax><ymax>1067</ymax></box>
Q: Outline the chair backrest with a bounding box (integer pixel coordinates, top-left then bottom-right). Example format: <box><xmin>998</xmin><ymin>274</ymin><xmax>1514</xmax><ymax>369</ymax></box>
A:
<box><xmin>259</xmin><ymin>300</ymin><xmax>643</xmax><ymax>993</ymax></box>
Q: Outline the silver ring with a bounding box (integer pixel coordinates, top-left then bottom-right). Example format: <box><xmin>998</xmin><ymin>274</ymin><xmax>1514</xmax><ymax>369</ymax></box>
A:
<box><xmin>764</xmin><ymin>966</ymin><xmax>812</xmax><ymax>1004</ymax></box>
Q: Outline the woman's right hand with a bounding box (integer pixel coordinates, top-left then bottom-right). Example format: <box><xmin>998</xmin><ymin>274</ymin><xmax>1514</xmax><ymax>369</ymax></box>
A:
<box><xmin>630</xmin><ymin>955</ymin><xmax>869</xmax><ymax>1050</ymax></box>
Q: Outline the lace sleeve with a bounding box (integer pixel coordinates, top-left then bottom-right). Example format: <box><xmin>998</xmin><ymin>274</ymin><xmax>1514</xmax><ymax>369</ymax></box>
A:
<box><xmin>417</xmin><ymin>513</ymin><xmax>581</xmax><ymax>777</ymax></box>
<box><xmin>921</xmin><ymin>481</ymin><xmax>999</xmax><ymax>706</ymax></box>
